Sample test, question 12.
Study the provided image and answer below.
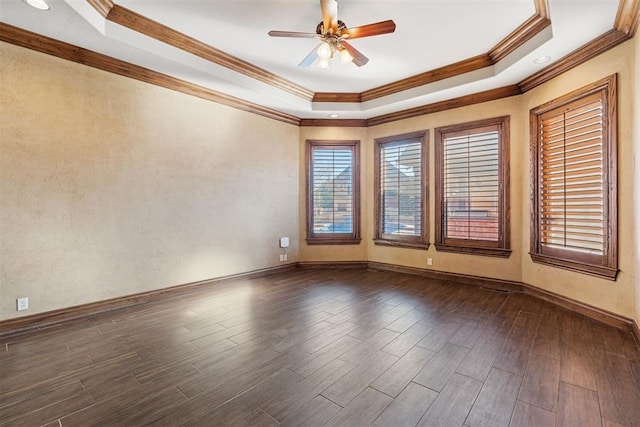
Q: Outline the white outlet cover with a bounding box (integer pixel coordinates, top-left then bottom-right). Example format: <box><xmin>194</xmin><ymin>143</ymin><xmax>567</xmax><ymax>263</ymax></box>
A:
<box><xmin>17</xmin><ymin>297</ymin><xmax>28</xmax><ymax>311</ymax></box>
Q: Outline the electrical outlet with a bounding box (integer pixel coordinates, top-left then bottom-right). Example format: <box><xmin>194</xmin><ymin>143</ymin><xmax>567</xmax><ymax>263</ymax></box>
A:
<box><xmin>283</xmin><ymin>254</ymin><xmax>288</xmax><ymax>261</ymax></box>
<box><xmin>279</xmin><ymin>254</ymin><xmax>285</xmax><ymax>262</ymax></box>
<box><xmin>427</xmin><ymin>258</ymin><xmax>433</xmax><ymax>266</ymax></box>
<box><xmin>17</xmin><ymin>297</ymin><xmax>29</xmax><ymax>311</ymax></box>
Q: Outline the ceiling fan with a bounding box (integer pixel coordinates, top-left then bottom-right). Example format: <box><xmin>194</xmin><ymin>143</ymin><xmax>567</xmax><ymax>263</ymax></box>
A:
<box><xmin>268</xmin><ymin>0</ymin><xmax>396</xmax><ymax>68</ymax></box>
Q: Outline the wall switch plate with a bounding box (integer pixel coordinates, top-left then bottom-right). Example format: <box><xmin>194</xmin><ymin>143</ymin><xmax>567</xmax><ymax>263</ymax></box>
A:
<box><xmin>427</xmin><ymin>258</ymin><xmax>433</xmax><ymax>266</ymax></box>
<box><xmin>17</xmin><ymin>297</ymin><xmax>28</xmax><ymax>311</ymax></box>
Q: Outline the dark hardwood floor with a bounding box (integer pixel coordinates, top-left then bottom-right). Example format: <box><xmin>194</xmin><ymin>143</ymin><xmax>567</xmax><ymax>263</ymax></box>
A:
<box><xmin>1</xmin><ymin>268</ymin><xmax>639</xmax><ymax>426</ymax></box>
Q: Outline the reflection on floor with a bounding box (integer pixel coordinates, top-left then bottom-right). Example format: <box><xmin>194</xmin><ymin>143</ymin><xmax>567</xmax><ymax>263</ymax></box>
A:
<box><xmin>1</xmin><ymin>268</ymin><xmax>639</xmax><ymax>426</ymax></box>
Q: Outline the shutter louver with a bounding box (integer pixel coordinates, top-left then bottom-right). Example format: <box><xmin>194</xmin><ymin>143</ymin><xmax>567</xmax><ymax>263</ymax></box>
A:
<box><xmin>539</xmin><ymin>93</ymin><xmax>604</xmax><ymax>256</ymax></box>
<box><xmin>380</xmin><ymin>141</ymin><xmax>422</xmax><ymax>237</ymax></box>
<box><xmin>312</xmin><ymin>147</ymin><xmax>354</xmax><ymax>234</ymax></box>
<box><xmin>443</xmin><ymin>130</ymin><xmax>500</xmax><ymax>241</ymax></box>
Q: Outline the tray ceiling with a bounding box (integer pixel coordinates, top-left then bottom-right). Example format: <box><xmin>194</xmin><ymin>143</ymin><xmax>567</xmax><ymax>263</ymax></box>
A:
<box><xmin>0</xmin><ymin>0</ymin><xmax>627</xmax><ymax>122</ymax></box>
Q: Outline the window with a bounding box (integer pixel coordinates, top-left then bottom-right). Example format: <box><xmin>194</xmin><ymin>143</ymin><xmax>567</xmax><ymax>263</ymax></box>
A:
<box><xmin>530</xmin><ymin>75</ymin><xmax>617</xmax><ymax>280</ymax></box>
<box><xmin>374</xmin><ymin>131</ymin><xmax>428</xmax><ymax>249</ymax></box>
<box><xmin>306</xmin><ymin>140</ymin><xmax>360</xmax><ymax>245</ymax></box>
<box><xmin>434</xmin><ymin>117</ymin><xmax>510</xmax><ymax>257</ymax></box>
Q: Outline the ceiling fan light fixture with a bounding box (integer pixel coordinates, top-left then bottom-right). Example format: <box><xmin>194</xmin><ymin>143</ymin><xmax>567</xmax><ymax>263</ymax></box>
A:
<box><xmin>318</xmin><ymin>57</ymin><xmax>330</xmax><ymax>69</ymax></box>
<box><xmin>23</xmin><ymin>0</ymin><xmax>50</xmax><ymax>10</ymax></box>
<box><xmin>339</xmin><ymin>48</ymin><xmax>353</xmax><ymax>64</ymax></box>
<box><xmin>317</xmin><ymin>42</ymin><xmax>332</xmax><ymax>59</ymax></box>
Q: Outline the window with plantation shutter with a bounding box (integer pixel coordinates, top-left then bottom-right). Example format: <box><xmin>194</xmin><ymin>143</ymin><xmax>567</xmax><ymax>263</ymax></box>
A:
<box><xmin>530</xmin><ymin>75</ymin><xmax>617</xmax><ymax>280</ymax></box>
<box><xmin>435</xmin><ymin>117</ymin><xmax>510</xmax><ymax>257</ymax></box>
<box><xmin>306</xmin><ymin>140</ymin><xmax>360</xmax><ymax>245</ymax></box>
<box><xmin>374</xmin><ymin>131</ymin><xmax>428</xmax><ymax>249</ymax></box>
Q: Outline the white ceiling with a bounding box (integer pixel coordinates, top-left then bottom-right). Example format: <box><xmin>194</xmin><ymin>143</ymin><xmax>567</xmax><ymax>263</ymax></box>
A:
<box><xmin>0</xmin><ymin>0</ymin><xmax>619</xmax><ymax>120</ymax></box>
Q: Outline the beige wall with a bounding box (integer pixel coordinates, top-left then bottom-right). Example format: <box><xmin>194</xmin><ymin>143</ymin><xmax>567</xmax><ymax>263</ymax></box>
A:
<box><xmin>634</xmin><ymin>34</ymin><xmax>640</xmax><ymax>324</ymax></box>
<box><xmin>367</xmin><ymin>98</ymin><xmax>524</xmax><ymax>282</ymax></box>
<box><xmin>299</xmin><ymin>39</ymin><xmax>638</xmax><ymax>322</ymax></box>
<box><xmin>298</xmin><ymin>127</ymin><xmax>369</xmax><ymax>262</ymax></box>
<box><xmin>0</xmin><ymin>43</ymin><xmax>300</xmax><ymax>320</ymax></box>
<box><xmin>300</xmin><ymin>98</ymin><xmax>525</xmax><ymax>284</ymax></box>
<box><xmin>520</xmin><ymin>40</ymin><xmax>637</xmax><ymax>320</ymax></box>
<box><xmin>1</xmin><ymin>35</ymin><xmax>638</xmax><ymax>325</ymax></box>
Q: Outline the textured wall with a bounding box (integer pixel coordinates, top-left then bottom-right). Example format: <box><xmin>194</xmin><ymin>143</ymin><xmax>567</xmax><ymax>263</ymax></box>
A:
<box><xmin>366</xmin><ymin>97</ymin><xmax>524</xmax><ymax>283</ymax></box>
<box><xmin>634</xmin><ymin>34</ymin><xmax>640</xmax><ymax>325</ymax></box>
<box><xmin>1</xmin><ymin>35</ymin><xmax>638</xmax><ymax>325</ymax></box>
<box><xmin>298</xmin><ymin>127</ymin><xmax>369</xmax><ymax>262</ymax></box>
<box><xmin>520</xmin><ymin>40</ymin><xmax>636</xmax><ymax>320</ymax></box>
<box><xmin>298</xmin><ymin>40</ymin><xmax>638</xmax><ymax>322</ymax></box>
<box><xmin>0</xmin><ymin>42</ymin><xmax>299</xmax><ymax>320</ymax></box>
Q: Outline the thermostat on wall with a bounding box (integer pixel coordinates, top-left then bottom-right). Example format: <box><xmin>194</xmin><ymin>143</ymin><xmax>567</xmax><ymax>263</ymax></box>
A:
<box><xmin>279</xmin><ymin>237</ymin><xmax>289</xmax><ymax>248</ymax></box>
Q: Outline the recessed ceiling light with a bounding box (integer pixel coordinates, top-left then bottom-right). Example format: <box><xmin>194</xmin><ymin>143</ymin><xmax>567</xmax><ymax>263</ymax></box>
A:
<box><xmin>23</xmin><ymin>0</ymin><xmax>50</xmax><ymax>10</ymax></box>
<box><xmin>330</xmin><ymin>114</ymin><xmax>339</xmax><ymax>118</ymax></box>
<box><xmin>533</xmin><ymin>56</ymin><xmax>551</xmax><ymax>64</ymax></box>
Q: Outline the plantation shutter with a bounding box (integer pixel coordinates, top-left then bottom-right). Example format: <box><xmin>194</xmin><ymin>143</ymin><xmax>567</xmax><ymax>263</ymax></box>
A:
<box><xmin>443</xmin><ymin>127</ymin><xmax>499</xmax><ymax>241</ymax></box>
<box><xmin>311</xmin><ymin>147</ymin><xmax>354</xmax><ymax>234</ymax></box>
<box><xmin>538</xmin><ymin>92</ymin><xmax>604</xmax><ymax>256</ymax></box>
<box><xmin>380</xmin><ymin>140</ymin><xmax>422</xmax><ymax>237</ymax></box>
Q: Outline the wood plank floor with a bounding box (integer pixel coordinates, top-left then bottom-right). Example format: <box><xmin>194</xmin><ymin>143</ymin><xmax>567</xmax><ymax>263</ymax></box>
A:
<box><xmin>1</xmin><ymin>268</ymin><xmax>639</xmax><ymax>426</ymax></box>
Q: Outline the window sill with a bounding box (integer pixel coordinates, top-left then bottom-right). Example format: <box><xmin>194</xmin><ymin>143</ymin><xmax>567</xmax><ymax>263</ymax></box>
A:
<box><xmin>306</xmin><ymin>237</ymin><xmax>361</xmax><ymax>245</ymax></box>
<box><xmin>435</xmin><ymin>244</ymin><xmax>511</xmax><ymax>258</ymax></box>
<box><xmin>529</xmin><ymin>253</ymin><xmax>618</xmax><ymax>281</ymax></box>
<box><xmin>373</xmin><ymin>239</ymin><xmax>430</xmax><ymax>250</ymax></box>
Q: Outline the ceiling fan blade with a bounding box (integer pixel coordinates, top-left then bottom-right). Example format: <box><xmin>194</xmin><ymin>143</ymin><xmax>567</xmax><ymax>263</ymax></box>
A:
<box><xmin>320</xmin><ymin>0</ymin><xmax>338</xmax><ymax>33</ymax></box>
<box><xmin>344</xmin><ymin>20</ymin><xmax>396</xmax><ymax>39</ymax></box>
<box><xmin>299</xmin><ymin>44</ymin><xmax>321</xmax><ymax>67</ymax></box>
<box><xmin>341</xmin><ymin>41</ymin><xmax>369</xmax><ymax>67</ymax></box>
<box><xmin>268</xmin><ymin>30</ymin><xmax>318</xmax><ymax>38</ymax></box>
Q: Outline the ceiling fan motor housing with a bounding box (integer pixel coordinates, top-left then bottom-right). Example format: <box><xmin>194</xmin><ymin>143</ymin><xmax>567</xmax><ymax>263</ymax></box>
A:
<box><xmin>316</xmin><ymin>20</ymin><xmax>348</xmax><ymax>36</ymax></box>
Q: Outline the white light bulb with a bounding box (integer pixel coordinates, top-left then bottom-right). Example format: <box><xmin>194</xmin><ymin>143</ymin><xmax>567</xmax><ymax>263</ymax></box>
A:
<box><xmin>317</xmin><ymin>42</ymin><xmax>332</xmax><ymax>59</ymax></box>
<box><xmin>318</xmin><ymin>57</ymin><xmax>330</xmax><ymax>69</ymax></box>
<box><xmin>340</xmin><ymin>48</ymin><xmax>353</xmax><ymax>64</ymax></box>
<box><xmin>23</xmin><ymin>0</ymin><xmax>50</xmax><ymax>10</ymax></box>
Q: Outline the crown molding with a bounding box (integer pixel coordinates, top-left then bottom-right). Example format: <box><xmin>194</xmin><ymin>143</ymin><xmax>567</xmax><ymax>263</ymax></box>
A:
<box><xmin>614</xmin><ymin>0</ymin><xmax>640</xmax><ymax>36</ymax></box>
<box><xmin>2</xmin><ymin>0</ymin><xmax>634</xmax><ymax>128</ymax></box>
<box><xmin>86</xmin><ymin>0</ymin><xmax>113</xmax><ymax>18</ymax></box>
<box><xmin>92</xmin><ymin>3</ymin><xmax>315</xmax><ymax>101</ymax></box>
<box><xmin>488</xmin><ymin>14</ymin><xmax>551</xmax><ymax>63</ymax></box>
<box><xmin>313</xmin><ymin>0</ymin><xmax>551</xmax><ymax>104</ymax></box>
<box><xmin>300</xmin><ymin>119</ymin><xmax>367</xmax><ymax>127</ymax></box>
<box><xmin>518</xmin><ymin>29</ymin><xmax>630</xmax><ymax>93</ymax></box>
<box><xmin>361</xmin><ymin>54</ymin><xmax>494</xmax><ymax>103</ymax></box>
<box><xmin>312</xmin><ymin>93</ymin><xmax>362</xmax><ymax>103</ymax></box>
<box><xmin>365</xmin><ymin>85</ymin><xmax>522</xmax><ymax>127</ymax></box>
<box><xmin>86</xmin><ymin>0</ymin><xmax>547</xmax><ymax>106</ymax></box>
<box><xmin>0</xmin><ymin>23</ymin><xmax>301</xmax><ymax>126</ymax></box>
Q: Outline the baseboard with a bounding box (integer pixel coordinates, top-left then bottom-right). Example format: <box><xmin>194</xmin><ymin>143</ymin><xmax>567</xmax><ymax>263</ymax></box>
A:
<box><xmin>633</xmin><ymin>320</ymin><xmax>640</xmax><ymax>349</ymax></box>
<box><xmin>298</xmin><ymin>261</ymin><xmax>369</xmax><ymax>269</ymax></box>
<box><xmin>367</xmin><ymin>261</ymin><xmax>523</xmax><ymax>293</ymax></box>
<box><xmin>0</xmin><ymin>263</ymin><xmax>297</xmax><ymax>337</ymax></box>
<box><xmin>2</xmin><ymin>260</ymin><xmax>637</xmax><ymax>350</ymax></box>
<box><xmin>520</xmin><ymin>283</ymin><xmax>635</xmax><ymax>330</ymax></box>
<box><xmin>367</xmin><ymin>261</ymin><xmax>636</xmax><ymax>335</ymax></box>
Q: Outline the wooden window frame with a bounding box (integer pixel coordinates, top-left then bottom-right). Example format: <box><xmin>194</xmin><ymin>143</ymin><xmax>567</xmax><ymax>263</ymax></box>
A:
<box><xmin>306</xmin><ymin>140</ymin><xmax>361</xmax><ymax>245</ymax></box>
<box><xmin>374</xmin><ymin>130</ymin><xmax>429</xmax><ymax>249</ymax></box>
<box><xmin>434</xmin><ymin>116</ymin><xmax>511</xmax><ymax>257</ymax></box>
<box><xmin>529</xmin><ymin>74</ymin><xmax>618</xmax><ymax>280</ymax></box>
